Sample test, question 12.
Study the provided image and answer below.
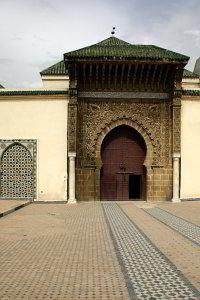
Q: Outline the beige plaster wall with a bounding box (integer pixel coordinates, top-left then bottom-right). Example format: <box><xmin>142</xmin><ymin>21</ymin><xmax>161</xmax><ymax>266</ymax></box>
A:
<box><xmin>0</xmin><ymin>95</ymin><xmax>68</xmax><ymax>200</ymax></box>
<box><xmin>182</xmin><ymin>78</ymin><xmax>200</xmax><ymax>90</ymax></box>
<box><xmin>181</xmin><ymin>97</ymin><xmax>200</xmax><ymax>199</ymax></box>
<box><xmin>41</xmin><ymin>76</ymin><xmax>69</xmax><ymax>89</ymax></box>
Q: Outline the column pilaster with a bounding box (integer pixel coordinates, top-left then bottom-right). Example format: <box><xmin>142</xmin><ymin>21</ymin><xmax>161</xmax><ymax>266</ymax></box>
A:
<box><xmin>171</xmin><ymin>153</ymin><xmax>181</xmax><ymax>202</ymax></box>
<box><xmin>68</xmin><ymin>152</ymin><xmax>77</xmax><ymax>203</ymax></box>
<box><xmin>67</xmin><ymin>65</ymin><xmax>78</xmax><ymax>202</ymax></box>
<box><xmin>171</xmin><ymin>67</ymin><xmax>183</xmax><ymax>202</ymax></box>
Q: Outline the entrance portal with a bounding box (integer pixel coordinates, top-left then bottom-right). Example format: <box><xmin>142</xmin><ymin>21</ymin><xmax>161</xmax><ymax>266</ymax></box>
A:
<box><xmin>100</xmin><ymin>125</ymin><xmax>146</xmax><ymax>200</ymax></box>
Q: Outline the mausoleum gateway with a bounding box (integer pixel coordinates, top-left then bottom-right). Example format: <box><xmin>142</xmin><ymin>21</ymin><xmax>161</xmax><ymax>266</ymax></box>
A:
<box><xmin>0</xmin><ymin>36</ymin><xmax>200</xmax><ymax>202</ymax></box>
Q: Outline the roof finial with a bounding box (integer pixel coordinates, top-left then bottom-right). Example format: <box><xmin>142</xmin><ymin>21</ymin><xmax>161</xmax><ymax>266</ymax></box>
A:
<box><xmin>111</xmin><ymin>27</ymin><xmax>116</xmax><ymax>36</ymax></box>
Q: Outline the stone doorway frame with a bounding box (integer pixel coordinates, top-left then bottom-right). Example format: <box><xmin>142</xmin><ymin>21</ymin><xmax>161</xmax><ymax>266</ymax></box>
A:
<box><xmin>95</xmin><ymin>119</ymin><xmax>154</xmax><ymax>201</ymax></box>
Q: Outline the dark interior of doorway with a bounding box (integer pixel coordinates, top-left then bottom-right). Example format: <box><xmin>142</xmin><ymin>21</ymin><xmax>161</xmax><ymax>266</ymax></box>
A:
<box><xmin>129</xmin><ymin>175</ymin><xmax>141</xmax><ymax>199</ymax></box>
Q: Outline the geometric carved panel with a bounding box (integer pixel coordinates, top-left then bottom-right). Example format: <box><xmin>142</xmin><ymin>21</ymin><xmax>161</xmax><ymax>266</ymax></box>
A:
<box><xmin>77</xmin><ymin>100</ymin><xmax>170</xmax><ymax>167</ymax></box>
<box><xmin>68</xmin><ymin>104</ymin><xmax>77</xmax><ymax>153</ymax></box>
<box><xmin>0</xmin><ymin>140</ymin><xmax>37</xmax><ymax>200</ymax></box>
<box><xmin>172</xmin><ymin>105</ymin><xmax>181</xmax><ymax>153</ymax></box>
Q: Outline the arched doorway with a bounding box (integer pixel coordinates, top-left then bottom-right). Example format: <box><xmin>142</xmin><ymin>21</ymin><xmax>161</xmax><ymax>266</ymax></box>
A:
<box><xmin>0</xmin><ymin>143</ymin><xmax>33</xmax><ymax>199</ymax></box>
<box><xmin>100</xmin><ymin>125</ymin><xmax>147</xmax><ymax>200</ymax></box>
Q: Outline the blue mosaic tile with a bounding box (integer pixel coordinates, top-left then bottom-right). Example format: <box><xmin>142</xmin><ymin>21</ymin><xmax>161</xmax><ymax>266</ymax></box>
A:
<box><xmin>103</xmin><ymin>203</ymin><xmax>200</xmax><ymax>300</ymax></box>
<box><xmin>143</xmin><ymin>207</ymin><xmax>200</xmax><ymax>246</ymax></box>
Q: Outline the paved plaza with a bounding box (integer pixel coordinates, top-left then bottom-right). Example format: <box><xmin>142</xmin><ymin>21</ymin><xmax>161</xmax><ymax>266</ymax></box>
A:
<box><xmin>0</xmin><ymin>201</ymin><xmax>199</xmax><ymax>299</ymax></box>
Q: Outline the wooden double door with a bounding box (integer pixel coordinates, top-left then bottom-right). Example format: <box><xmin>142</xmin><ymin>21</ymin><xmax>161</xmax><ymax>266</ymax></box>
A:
<box><xmin>100</xmin><ymin>125</ymin><xmax>146</xmax><ymax>201</ymax></box>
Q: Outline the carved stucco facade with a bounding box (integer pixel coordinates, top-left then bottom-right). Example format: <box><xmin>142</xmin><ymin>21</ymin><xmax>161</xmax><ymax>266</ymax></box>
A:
<box><xmin>70</xmin><ymin>96</ymin><xmax>175</xmax><ymax>201</ymax></box>
<box><xmin>1</xmin><ymin>35</ymin><xmax>200</xmax><ymax>202</ymax></box>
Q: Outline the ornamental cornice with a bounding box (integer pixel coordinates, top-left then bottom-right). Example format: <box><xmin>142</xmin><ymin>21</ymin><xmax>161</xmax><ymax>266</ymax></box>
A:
<box><xmin>78</xmin><ymin>91</ymin><xmax>169</xmax><ymax>99</ymax></box>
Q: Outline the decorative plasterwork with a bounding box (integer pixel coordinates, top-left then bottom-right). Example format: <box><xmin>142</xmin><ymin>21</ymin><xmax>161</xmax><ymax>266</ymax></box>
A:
<box><xmin>172</xmin><ymin>105</ymin><xmax>181</xmax><ymax>153</ymax></box>
<box><xmin>68</xmin><ymin>104</ymin><xmax>77</xmax><ymax>153</ymax></box>
<box><xmin>77</xmin><ymin>100</ymin><xmax>171</xmax><ymax>167</ymax></box>
<box><xmin>78</xmin><ymin>91</ymin><xmax>169</xmax><ymax>99</ymax></box>
<box><xmin>172</xmin><ymin>89</ymin><xmax>181</xmax><ymax>153</ymax></box>
<box><xmin>95</xmin><ymin>118</ymin><xmax>154</xmax><ymax>168</ymax></box>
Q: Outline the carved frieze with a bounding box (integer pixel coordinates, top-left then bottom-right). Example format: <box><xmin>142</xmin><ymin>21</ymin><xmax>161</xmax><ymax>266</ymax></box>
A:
<box><xmin>78</xmin><ymin>91</ymin><xmax>169</xmax><ymax>99</ymax></box>
<box><xmin>171</xmin><ymin>65</ymin><xmax>183</xmax><ymax>154</ymax></box>
<box><xmin>164</xmin><ymin>101</ymin><xmax>171</xmax><ymax>164</ymax></box>
<box><xmin>172</xmin><ymin>86</ymin><xmax>181</xmax><ymax>153</ymax></box>
<box><xmin>172</xmin><ymin>105</ymin><xmax>181</xmax><ymax>153</ymax></box>
<box><xmin>77</xmin><ymin>99</ymin><xmax>171</xmax><ymax>167</ymax></box>
<box><xmin>68</xmin><ymin>104</ymin><xmax>77</xmax><ymax>153</ymax></box>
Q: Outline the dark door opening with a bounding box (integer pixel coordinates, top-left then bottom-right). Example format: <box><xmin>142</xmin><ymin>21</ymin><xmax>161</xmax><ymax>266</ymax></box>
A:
<box><xmin>100</xmin><ymin>125</ymin><xmax>146</xmax><ymax>200</ymax></box>
<box><xmin>129</xmin><ymin>175</ymin><xmax>141</xmax><ymax>199</ymax></box>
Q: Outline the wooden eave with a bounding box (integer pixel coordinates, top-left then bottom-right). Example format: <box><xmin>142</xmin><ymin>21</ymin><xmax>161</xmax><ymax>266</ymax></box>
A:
<box><xmin>64</xmin><ymin>58</ymin><xmax>188</xmax><ymax>65</ymax></box>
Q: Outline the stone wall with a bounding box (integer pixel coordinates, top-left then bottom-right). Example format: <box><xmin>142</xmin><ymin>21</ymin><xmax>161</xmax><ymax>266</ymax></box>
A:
<box><xmin>76</xmin><ymin>168</ymin><xmax>96</xmax><ymax>201</ymax></box>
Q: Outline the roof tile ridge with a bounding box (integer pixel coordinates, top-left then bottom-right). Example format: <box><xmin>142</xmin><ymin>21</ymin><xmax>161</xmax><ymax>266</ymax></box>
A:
<box><xmin>96</xmin><ymin>36</ymin><xmax>132</xmax><ymax>46</ymax></box>
<box><xmin>40</xmin><ymin>59</ymin><xmax>64</xmax><ymax>74</ymax></box>
<box><xmin>150</xmin><ymin>45</ymin><xmax>190</xmax><ymax>58</ymax></box>
<box><xmin>184</xmin><ymin>69</ymin><xmax>199</xmax><ymax>77</ymax></box>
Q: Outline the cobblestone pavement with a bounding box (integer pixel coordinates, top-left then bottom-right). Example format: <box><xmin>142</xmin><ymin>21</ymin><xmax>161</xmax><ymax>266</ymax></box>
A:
<box><xmin>0</xmin><ymin>202</ymin><xmax>199</xmax><ymax>300</ymax></box>
<box><xmin>143</xmin><ymin>207</ymin><xmax>200</xmax><ymax>246</ymax></box>
<box><xmin>103</xmin><ymin>203</ymin><xmax>200</xmax><ymax>300</ymax></box>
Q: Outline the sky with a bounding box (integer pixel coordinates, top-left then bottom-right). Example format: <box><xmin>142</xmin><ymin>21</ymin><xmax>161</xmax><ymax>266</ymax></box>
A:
<box><xmin>0</xmin><ymin>0</ymin><xmax>200</xmax><ymax>88</ymax></box>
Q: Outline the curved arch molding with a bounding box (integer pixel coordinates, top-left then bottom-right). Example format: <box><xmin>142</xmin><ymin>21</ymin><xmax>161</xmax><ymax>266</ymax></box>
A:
<box><xmin>95</xmin><ymin>118</ymin><xmax>154</xmax><ymax>169</ymax></box>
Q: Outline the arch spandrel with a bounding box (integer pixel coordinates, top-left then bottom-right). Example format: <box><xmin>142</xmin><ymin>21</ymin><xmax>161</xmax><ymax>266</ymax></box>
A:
<box><xmin>76</xmin><ymin>100</ymin><xmax>164</xmax><ymax>169</ymax></box>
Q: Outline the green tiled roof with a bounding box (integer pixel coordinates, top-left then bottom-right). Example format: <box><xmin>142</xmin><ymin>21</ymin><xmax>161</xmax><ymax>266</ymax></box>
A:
<box><xmin>183</xmin><ymin>69</ymin><xmax>199</xmax><ymax>78</ymax></box>
<box><xmin>183</xmin><ymin>90</ymin><xmax>200</xmax><ymax>96</ymax></box>
<box><xmin>0</xmin><ymin>84</ymin><xmax>4</xmax><ymax>88</ymax></box>
<box><xmin>64</xmin><ymin>37</ymin><xmax>189</xmax><ymax>62</ymax></box>
<box><xmin>0</xmin><ymin>90</ymin><xmax>68</xmax><ymax>96</ymax></box>
<box><xmin>40</xmin><ymin>60</ymin><xmax>68</xmax><ymax>75</ymax></box>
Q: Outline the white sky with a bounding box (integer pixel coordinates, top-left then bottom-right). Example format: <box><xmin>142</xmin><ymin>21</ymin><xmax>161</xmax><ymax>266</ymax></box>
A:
<box><xmin>0</xmin><ymin>0</ymin><xmax>200</xmax><ymax>88</ymax></box>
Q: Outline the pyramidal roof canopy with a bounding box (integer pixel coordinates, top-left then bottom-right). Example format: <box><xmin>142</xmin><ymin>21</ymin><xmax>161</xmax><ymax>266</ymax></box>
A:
<box><xmin>64</xmin><ymin>36</ymin><xmax>189</xmax><ymax>62</ymax></box>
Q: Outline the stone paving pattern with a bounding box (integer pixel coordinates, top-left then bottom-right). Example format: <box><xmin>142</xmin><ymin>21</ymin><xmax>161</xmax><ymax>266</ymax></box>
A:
<box><xmin>103</xmin><ymin>203</ymin><xmax>199</xmax><ymax>300</ymax></box>
<box><xmin>119</xmin><ymin>202</ymin><xmax>200</xmax><ymax>292</ymax></box>
<box><xmin>134</xmin><ymin>201</ymin><xmax>200</xmax><ymax>226</ymax></box>
<box><xmin>143</xmin><ymin>207</ymin><xmax>200</xmax><ymax>246</ymax></box>
<box><xmin>0</xmin><ymin>203</ymin><xmax>129</xmax><ymax>300</ymax></box>
<box><xmin>157</xmin><ymin>202</ymin><xmax>200</xmax><ymax>226</ymax></box>
<box><xmin>0</xmin><ymin>200</ymin><xmax>30</xmax><ymax>215</ymax></box>
<box><xmin>0</xmin><ymin>201</ymin><xmax>199</xmax><ymax>299</ymax></box>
